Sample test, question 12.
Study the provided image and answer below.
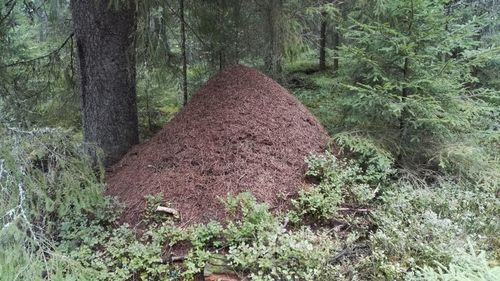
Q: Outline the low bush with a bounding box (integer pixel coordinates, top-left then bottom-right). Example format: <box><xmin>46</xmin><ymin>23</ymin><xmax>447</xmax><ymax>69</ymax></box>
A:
<box><xmin>406</xmin><ymin>246</ymin><xmax>500</xmax><ymax>281</ymax></box>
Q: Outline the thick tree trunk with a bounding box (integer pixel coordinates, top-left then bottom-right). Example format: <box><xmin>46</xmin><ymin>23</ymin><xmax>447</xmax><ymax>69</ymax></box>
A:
<box><xmin>319</xmin><ymin>18</ymin><xmax>327</xmax><ymax>71</ymax></box>
<box><xmin>71</xmin><ymin>0</ymin><xmax>138</xmax><ymax>166</ymax></box>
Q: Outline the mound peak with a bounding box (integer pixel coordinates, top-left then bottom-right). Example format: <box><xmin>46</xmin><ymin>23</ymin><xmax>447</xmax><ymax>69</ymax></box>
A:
<box><xmin>106</xmin><ymin>65</ymin><xmax>329</xmax><ymax>226</ymax></box>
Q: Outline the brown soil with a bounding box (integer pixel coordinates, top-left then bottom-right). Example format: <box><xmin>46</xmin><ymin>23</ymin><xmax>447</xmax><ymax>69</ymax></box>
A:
<box><xmin>106</xmin><ymin>65</ymin><xmax>329</xmax><ymax>226</ymax></box>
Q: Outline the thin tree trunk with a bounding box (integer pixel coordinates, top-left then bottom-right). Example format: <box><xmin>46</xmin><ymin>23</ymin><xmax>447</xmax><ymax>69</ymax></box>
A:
<box><xmin>332</xmin><ymin>0</ymin><xmax>343</xmax><ymax>75</ymax></box>
<box><xmin>265</xmin><ymin>0</ymin><xmax>282</xmax><ymax>78</ymax></box>
<box><xmin>397</xmin><ymin>0</ymin><xmax>414</xmax><ymax>164</ymax></box>
<box><xmin>233</xmin><ymin>1</ymin><xmax>242</xmax><ymax>64</ymax></box>
<box><xmin>398</xmin><ymin>57</ymin><xmax>409</xmax><ymax>164</ymax></box>
<box><xmin>180</xmin><ymin>0</ymin><xmax>188</xmax><ymax>106</ymax></box>
<box><xmin>219</xmin><ymin>49</ymin><xmax>224</xmax><ymax>70</ymax></box>
<box><xmin>319</xmin><ymin>17</ymin><xmax>327</xmax><ymax>71</ymax></box>
<box><xmin>71</xmin><ymin>0</ymin><xmax>138</xmax><ymax>166</ymax></box>
<box><xmin>332</xmin><ymin>29</ymin><xmax>339</xmax><ymax>73</ymax></box>
<box><xmin>217</xmin><ymin>2</ymin><xmax>226</xmax><ymax>70</ymax></box>
<box><xmin>145</xmin><ymin>74</ymin><xmax>153</xmax><ymax>134</ymax></box>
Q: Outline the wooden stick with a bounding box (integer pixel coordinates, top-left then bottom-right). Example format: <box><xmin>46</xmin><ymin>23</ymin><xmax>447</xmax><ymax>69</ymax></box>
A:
<box><xmin>156</xmin><ymin>206</ymin><xmax>180</xmax><ymax>217</ymax></box>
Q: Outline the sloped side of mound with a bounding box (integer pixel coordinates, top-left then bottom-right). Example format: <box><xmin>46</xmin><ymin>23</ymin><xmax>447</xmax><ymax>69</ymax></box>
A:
<box><xmin>106</xmin><ymin>65</ymin><xmax>329</xmax><ymax>226</ymax></box>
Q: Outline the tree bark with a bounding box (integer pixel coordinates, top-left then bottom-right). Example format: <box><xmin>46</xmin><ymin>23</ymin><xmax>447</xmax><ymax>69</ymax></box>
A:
<box><xmin>71</xmin><ymin>0</ymin><xmax>139</xmax><ymax>166</ymax></box>
<box><xmin>319</xmin><ymin>17</ymin><xmax>327</xmax><ymax>71</ymax></box>
<box><xmin>264</xmin><ymin>0</ymin><xmax>282</xmax><ymax>78</ymax></box>
<box><xmin>180</xmin><ymin>0</ymin><xmax>188</xmax><ymax>106</ymax></box>
<box><xmin>332</xmin><ymin>0</ymin><xmax>343</xmax><ymax>75</ymax></box>
<box><xmin>332</xmin><ymin>28</ymin><xmax>339</xmax><ymax>73</ymax></box>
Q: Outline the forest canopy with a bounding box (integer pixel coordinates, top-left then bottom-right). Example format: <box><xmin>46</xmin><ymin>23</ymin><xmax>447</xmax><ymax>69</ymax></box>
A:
<box><xmin>0</xmin><ymin>0</ymin><xmax>499</xmax><ymax>280</ymax></box>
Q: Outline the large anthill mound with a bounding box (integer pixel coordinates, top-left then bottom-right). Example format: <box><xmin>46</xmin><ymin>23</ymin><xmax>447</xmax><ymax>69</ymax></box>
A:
<box><xmin>106</xmin><ymin>65</ymin><xmax>329</xmax><ymax>226</ymax></box>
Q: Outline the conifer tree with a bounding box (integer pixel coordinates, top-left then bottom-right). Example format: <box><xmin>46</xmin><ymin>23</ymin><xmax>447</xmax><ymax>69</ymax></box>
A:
<box><xmin>335</xmin><ymin>0</ymin><xmax>494</xmax><ymax>167</ymax></box>
<box><xmin>71</xmin><ymin>0</ymin><xmax>139</xmax><ymax>166</ymax></box>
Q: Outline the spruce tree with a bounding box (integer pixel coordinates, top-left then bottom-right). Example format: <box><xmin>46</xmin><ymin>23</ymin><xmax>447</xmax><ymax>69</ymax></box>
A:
<box><xmin>71</xmin><ymin>0</ymin><xmax>139</xmax><ymax>166</ymax></box>
<box><xmin>335</xmin><ymin>0</ymin><xmax>493</xmax><ymax>168</ymax></box>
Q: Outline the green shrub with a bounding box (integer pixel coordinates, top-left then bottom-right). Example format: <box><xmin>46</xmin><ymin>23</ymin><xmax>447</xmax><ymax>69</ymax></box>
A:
<box><xmin>406</xmin><ymin>245</ymin><xmax>500</xmax><ymax>281</ymax></box>
<box><xmin>224</xmin><ymin>192</ymin><xmax>278</xmax><ymax>245</ymax></box>
<box><xmin>58</xmin><ymin>200</ymin><xmax>186</xmax><ymax>280</ymax></box>
<box><xmin>222</xmin><ymin>193</ymin><xmax>339</xmax><ymax>281</ymax></box>
<box><xmin>0</xmin><ymin>126</ymin><xmax>107</xmax><ymax>280</ymax></box>
<box><xmin>371</xmin><ymin>179</ymin><xmax>499</xmax><ymax>280</ymax></box>
<box><xmin>292</xmin><ymin>149</ymin><xmax>388</xmax><ymax>222</ymax></box>
<box><xmin>229</xmin><ymin>226</ymin><xmax>337</xmax><ymax>281</ymax></box>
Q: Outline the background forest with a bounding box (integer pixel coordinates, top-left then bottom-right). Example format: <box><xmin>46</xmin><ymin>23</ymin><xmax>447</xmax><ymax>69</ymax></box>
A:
<box><xmin>0</xmin><ymin>0</ymin><xmax>499</xmax><ymax>280</ymax></box>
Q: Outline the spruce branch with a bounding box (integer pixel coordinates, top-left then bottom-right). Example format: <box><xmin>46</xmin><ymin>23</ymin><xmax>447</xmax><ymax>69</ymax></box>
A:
<box><xmin>0</xmin><ymin>32</ymin><xmax>74</xmax><ymax>68</ymax></box>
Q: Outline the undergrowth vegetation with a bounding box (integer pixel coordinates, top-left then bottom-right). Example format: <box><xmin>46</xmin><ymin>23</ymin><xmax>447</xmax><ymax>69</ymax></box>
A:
<box><xmin>1</xmin><ymin>122</ymin><xmax>498</xmax><ymax>280</ymax></box>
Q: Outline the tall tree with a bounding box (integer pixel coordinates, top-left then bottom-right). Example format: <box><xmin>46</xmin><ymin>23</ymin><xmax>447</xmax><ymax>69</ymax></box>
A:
<box><xmin>180</xmin><ymin>0</ymin><xmax>188</xmax><ymax>106</ymax></box>
<box><xmin>71</xmin><ymin>0</ymin><xmax>138</xmax><ymax>166</ymax></box>
<box><xmin>319</xmin><ymin>13</ymin><xmax>327</xmax><ymax>71</ymax></box>
<box><xmin>264</xmin><ymin>0</ymin><xmax>283</xmax><ymax>77</ymax></box>
<box><xmin>318</xmin><ymin>0</ymin><xmax>341</xmax><ymax>73</ymax></box>
<box><xmin>331</xmin><ymin>0</ymin><xmax>343</xmax><ymax>74</ymax></box>
<box><xmin>332</xmin><ymin>27</ymin><xmax>339</xmax><ymax>73</ymax></box>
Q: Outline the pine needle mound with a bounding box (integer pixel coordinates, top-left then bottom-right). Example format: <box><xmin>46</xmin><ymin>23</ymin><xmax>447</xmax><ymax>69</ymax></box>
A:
<box><xmin>106</xmin><ymin>65</ymin><xmax>329</xmax><ymax>226</ymax></box>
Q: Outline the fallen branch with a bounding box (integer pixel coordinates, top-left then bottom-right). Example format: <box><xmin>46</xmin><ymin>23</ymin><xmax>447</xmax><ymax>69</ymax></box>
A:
<box><xmin>156</xmin><ymin>206</ymin><xmax>180</xmax><ymax>218</ymax></box>
<box><xmin>331</xmin><ymin>248</ymin><xmax>351</xmax><ymax>262</ymax></box>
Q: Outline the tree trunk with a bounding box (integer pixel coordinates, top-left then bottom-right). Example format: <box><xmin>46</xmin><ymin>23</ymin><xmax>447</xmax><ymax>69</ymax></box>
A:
<box><xmin>332</xmin><ymin>29</ymin><xmax>339</xmax><ymax>73</ymax></box>
<box><xmin>71</xmin><ymin>0</ymin><xmax>139</xmax><ymax>167</ymax></box>
<box><xmin>319</xmin><ymin>17</ymin><xmax>327</xmax><ymax>71</ymax></box>
<box><xmin>264</xmin><ymin>0</ymin><xmax>282</xmax><ymax>78</ymax></box>
<box><xmin>397</xmin><ymin>0</ymin><xmax>414</xmax><ymax>165</ymax></box>
<box><xmin>332</xmin><ymin>0</ymin><xmax>343</xmax><ymax>75</ymax></box>
<box><xmin>180</xmin><ymin>0</ymin><xmax>188</xmax><ymax>106</ymax></box>
<box><xmin>398</xmin><ymin>57</ymin><xmax>409</xmax><ymax>164</ymax></box>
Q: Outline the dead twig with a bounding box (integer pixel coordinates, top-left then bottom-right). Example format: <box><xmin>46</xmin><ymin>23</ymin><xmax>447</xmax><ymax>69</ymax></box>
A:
<box><xmin>156</xmin><ymin>206</ymin><xmax>180</xmax><ymax>218</ymax></box>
